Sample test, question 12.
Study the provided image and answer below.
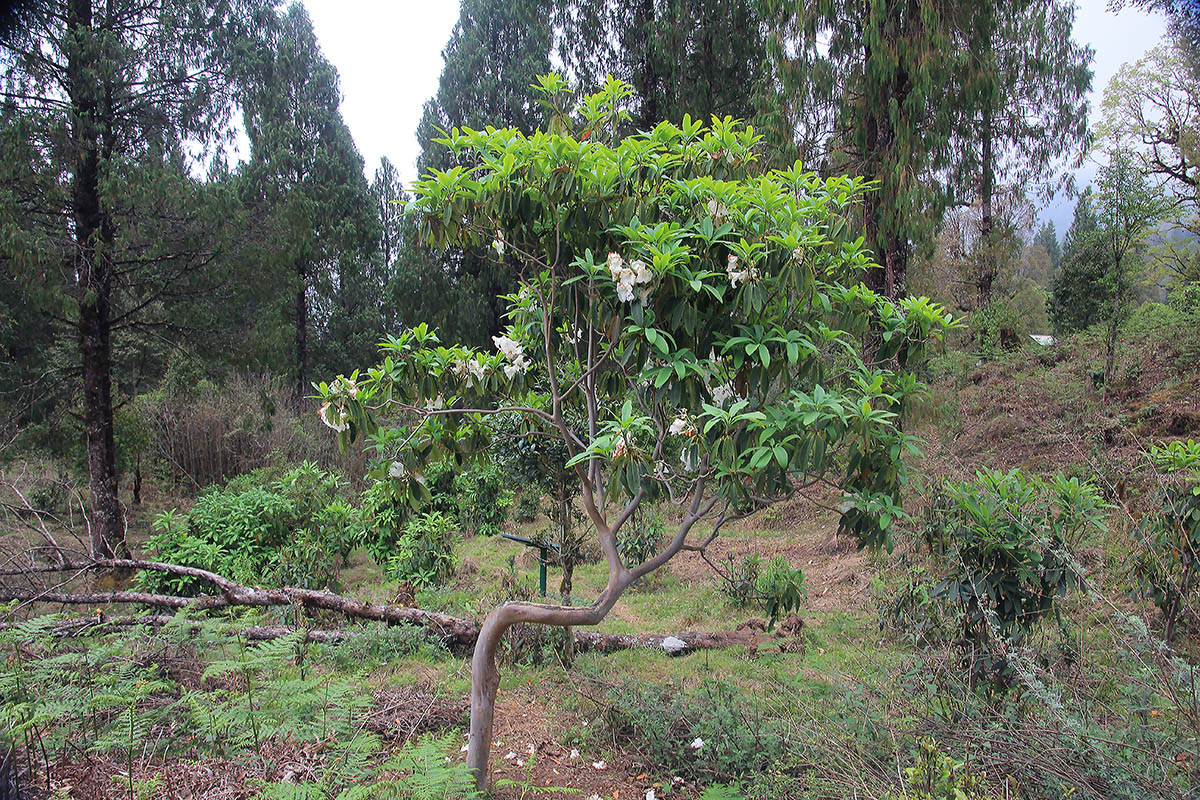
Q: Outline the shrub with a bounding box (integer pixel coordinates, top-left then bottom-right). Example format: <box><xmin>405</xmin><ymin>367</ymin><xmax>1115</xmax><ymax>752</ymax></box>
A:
<box><xmin>1129</xmin><ymin>440</ymin><xmax>1200</xmax><ymax>642</ymax></box>
<box><xmin>617</xmin><ymin>508</ymin><xmax>665</xmax><ymax>566</ymax></box>
<box><xmin>386</xmin><ymin>512</ymin><xmax>457</xmax><ymax>588</ymax></box>
<box><xmin>928</xmin><ymin>469</ymin><xmax>1102</xmax><ymax>686</ymax></box>
<box><xmin>717</xmin><ymin>551</ymin><xmax>806</xmax><ymax>629</ymax></box>
<box><xmin>971</xmin><ymin>301</ymin><xmax>1023</xmax><ymax>358</ymax></box>
<box><xmin>605</xmin><ymin>680</ymin><xmax>788</xmax><ymax>783</ymax></box>
<box><xmin>453</xmin><ymin>461</ymin><xmax>511</xmax><ymax>536</ymax></box>
<box><xmin>142</xmin><ymin>462</ymin><xmax>354</xmax><ymax>593</ymax></box>
<box><xmin>884</xmin><ymin>739</ymin><xmax>993</xmax><ymax>800</ymax></box>
<box><xmin>512</xmin><ymin>490</ymin><xmax>541</xmax><ymax>522</ymax></box>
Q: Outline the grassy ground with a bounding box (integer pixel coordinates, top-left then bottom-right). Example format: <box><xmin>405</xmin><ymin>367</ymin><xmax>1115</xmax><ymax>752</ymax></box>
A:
<box><xmin>4</xmin><ymin>316</ymin><xmax>1200</xmax><ymax>799</ymax></box>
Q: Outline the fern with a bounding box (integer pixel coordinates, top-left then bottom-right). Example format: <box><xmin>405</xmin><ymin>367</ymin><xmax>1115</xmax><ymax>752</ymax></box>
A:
<box><xmin>698</xmin><ymin>786</ymin><xmax>746</xmax><ymax>800</ymax></box>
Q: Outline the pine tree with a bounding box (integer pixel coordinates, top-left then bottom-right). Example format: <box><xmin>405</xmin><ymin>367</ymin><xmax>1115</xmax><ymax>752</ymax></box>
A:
<box><xmin>554</xmin><ymin>0</ymin><xmax>769</xmax><ymax>131</ymax></box>
<box><xmin>1051</xmin><ymin>190</ymin><xmax>1107</xmax><ymax>335</ymax></box>
<box><xmin>763</xmin><ymin>0</ymin><xmax>961</xmax><ymax>300</ymax></box>
<box><xmin>0</xmin><ymin>0</ymin><xmax>268</xmax><ymax>557</ymax></box>
<box><xmin>951</xmin><ymin>0</ymin><xmax>1091</xmax><ymax>306</ymax></box>
<box><xmin>1033</xmin><ymin>222</ymin><xmax>1062</xmax><ymax>275</ymax></box>
<box><xmin>409</xmin><ymin>0</ymin><xmax>553</xmax><ymax>345</ymax></box>
<box><xmin>238</xmin><ymin>3</ymin><xmax>379</xmax><ymax>401</ymax></box>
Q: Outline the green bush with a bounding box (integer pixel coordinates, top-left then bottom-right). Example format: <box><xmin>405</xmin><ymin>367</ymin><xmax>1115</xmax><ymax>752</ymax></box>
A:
<box><xmin>143</xmin><ymin>462</ymin><xmax>356</xmax><ymax>593</ymax></box>
<box><xmin>717</xmin><ymin>551</ymin><xmax>806</xmax><ymax>628</ymax></box>
<box><xmin>605</xmin><ymin>679</ymin><xmax>788</xmax><ymax>783</ymax></box>
<box><xmin>385</xmin><ymin>512</ymin><xmax>457</xmax><ymax>588</ymax></box>
<box><xmin>971</xmin><ymin>301</ymin><xmax>1023</xmax><ymax>358</ymax></box>
<box><xmin>453</xmin><ymin>461</ymin><xmax>511</xmax><ymax>536</ymax></box>
<box><xmin>1129</xmin><ymin>440</ymin><xmax>1200</xmax><ymax>642</ymax></box>
<box><xmin>884</xmin><ymin>739</ymin><xmax>993</xmax><ymax>800</ymax></box>
<box><xmin>617</xmin><ymin>508</ymin><xmax>665</xmax><ymax>566</ymax></box>
<box><xmin>927</xmin><ymin>469</ymin><xmax>1103</xmax><ymax>687</ymax></box>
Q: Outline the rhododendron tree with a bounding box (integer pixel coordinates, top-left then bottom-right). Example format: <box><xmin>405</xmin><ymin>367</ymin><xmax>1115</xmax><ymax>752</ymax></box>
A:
<box><xmin>318</xmin><ymin>75</ymin><xmax>954</xmax><ymax>789</ymax></box>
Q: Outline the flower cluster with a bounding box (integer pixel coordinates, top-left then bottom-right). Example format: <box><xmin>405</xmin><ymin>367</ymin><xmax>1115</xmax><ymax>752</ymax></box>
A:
<box><xmin>607</xmin><ymin>251</ymin><xmax>653</xmax><ymax>303</ymax></box>
<box><xmin>612</xmin><ymin>432</ymin><xmax>633</xmax><ymax>460</ymax></box>
<box><xmin>668</xmin><ymin>412</ymin><xmax>697</xmax><ymax>438</ymax></box>
<box><xmin>450</xmin><ymin>356</ymin><xmax>487</xmax><ymax>388</ymax></box>
<box><xmin>317</xmin><ymin>402</ymin><xmax>349</xmax><ymax>433</ymax></box>
<box><xmin>706</xmin><ymin>198</ymin><xmax>727</xmax><ymax>221</ymax></box>
<box><xmin>711</xmin><ymin>381</ymin><xmax>737</xmax><ymax>406</ymax></box>
<box><xmin>492</xmin><ymin>333</ymin><xmax>530</xmax><ymax>379</ymax></box>
<box><xmin>329</xmin><ymin>375</ymin><xmax>358</xmax><ymax>398</ymax></box>
<box><xmin>726</xmin><ymin>254</ymin><xmax>759</xmax><ymax>288</ymax></box>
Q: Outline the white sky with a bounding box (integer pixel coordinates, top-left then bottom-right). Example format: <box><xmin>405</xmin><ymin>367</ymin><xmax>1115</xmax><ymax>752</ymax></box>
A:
<box><xmin>300</xmin><ymin>0</ymin><xmax>1169</xmax><ymax>231</ymax></box>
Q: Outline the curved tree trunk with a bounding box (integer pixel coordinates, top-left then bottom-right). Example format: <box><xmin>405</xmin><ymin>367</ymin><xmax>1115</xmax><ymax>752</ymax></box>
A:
<box><xmin>466</xmin><ymin>584</ymin><xmax>628</xmax><ymax>790</ymax></box>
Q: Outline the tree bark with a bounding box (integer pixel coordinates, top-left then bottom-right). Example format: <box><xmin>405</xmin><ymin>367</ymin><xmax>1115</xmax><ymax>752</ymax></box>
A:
<box><xmin>466</xmin><ymin>577</ymin><xmax>631</xmax><ymax>790</ymax></box>
<box><xmin>294</xmin><ymin>266</ymin><xmax>308</xmax><ymax>406</ymax></box>
<box><xmin>979</xmin><ymin>109</ymin><xmax>996</xmax><ymax>307</ymax></box>
<box><xmin>1104</xmin><ymin>267</ymin><xmax>1122</xmax><ymax>390</ymax></box>
<box><xmin>69</xmin><ymin>0</ymin><xmax>127</xmax><ymax>560</ymax></box>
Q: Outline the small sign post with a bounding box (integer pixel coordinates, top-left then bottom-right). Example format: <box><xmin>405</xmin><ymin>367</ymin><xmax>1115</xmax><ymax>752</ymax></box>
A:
<box><xmin>500</xmin><ymin>533</ymin><xmax>558</xmax><ymax>597</ymax></box>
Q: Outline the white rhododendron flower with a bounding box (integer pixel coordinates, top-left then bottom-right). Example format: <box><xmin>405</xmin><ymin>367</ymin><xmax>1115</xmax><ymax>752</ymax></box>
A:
<box><xmin>466</xmin><ymin>358</ymin><xmax>486</xmax><ymax>385</ymax></box>
<box><xmin>607</xmin><ymin>251</ymin><xmax>624</xmax><ymax>278</ymax></box>
<box><xmin>330</xmin><ymin>376</ymin><xmax>358</xmax><ymax>398</ymax></box>
<box><xmin>493</xmin><ymin>334</ymin><xmax>530</xmax><ymax>379</ymax></box>
<box><xmin>711</xmin><ymin>382</ymin><xmax>736</xmax><ymax>406</ymax></box>
<box><xmin>613</xmin><ymin>433</ymin><xmax>631</xmax><ymax>460</ymax></box>
<box><xmin>424</xmin><ymin>394</ymin><xmax>445</xmax><ymax>411</ymax></box>
<box><xmin>569</xmin><ymin>748</ymin><xmax>580</xmax><ymax>759</ymax></box>
<box><xmin>592</xmin><ymin>760</ymin><xmax>606</xmax><ymax>770</ymax></box>
<box><xmin>668</xmin><ymin>413</ymin><xmax>696</xmax><ymax>437</ymax></box>
<box><xmin>318</xmin><ymin>402</ymin><xmax>349</xmax><ymax>433</ymax></box>
<box><xmin>726</xmin><ymin>253</ymin><xmax>758</xmax><ymax>288</ymax></box>
<box><xmin>608</xmin><ymin>252</ymin><xmax>654</xmax><ymax>303</ymax></box>
<box><xmin>690</xmin><ymin>737</ymin><xmax>705</xmax><ymax>750</ymax></box>
<box><xmin>492</xmin><ymin>229</ymin><xmax>505</xmax><ymax>257</ymax></box>
<box><xmin>492</xmin><ymin>334</ymin><xmax>524</xmax><ymax>362</ymax></box>
<box><xmin>388</xmin><ymin>461</ymin><xmax>407</xmax><ymax>479</ymax></box>
<box><xmin>563</xmin><ymin>326</ymin><xmax>582</xmax><ymax>345</ymax></box>
<box><xmin>706</xmin><ymin>198</ymin><xmax>727</xmax><ymax>220</ymax></box>
<box><xmin>645</xmin><ymin>790</ymin><xmax>656</xmax><ymax>800</ymax></box>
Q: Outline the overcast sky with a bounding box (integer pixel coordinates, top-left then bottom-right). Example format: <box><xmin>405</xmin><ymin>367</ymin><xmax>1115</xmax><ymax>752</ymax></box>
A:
<box><xmin>299</xmin><ymin>0</ymin><xmax>1169</xmax><ymax>233</ymax></box>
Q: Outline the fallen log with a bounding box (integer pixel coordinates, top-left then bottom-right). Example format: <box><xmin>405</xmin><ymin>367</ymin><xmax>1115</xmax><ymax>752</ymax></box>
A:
<box><xmin>0</xmin><ymin>559</ymin><xmax>784</xmax><ymax>654</ymax></box>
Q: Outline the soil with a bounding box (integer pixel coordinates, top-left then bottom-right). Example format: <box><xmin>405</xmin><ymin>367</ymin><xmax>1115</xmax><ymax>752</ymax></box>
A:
<box><xmin>668</xmin><ymin>492</ymin><xmax>873</xmax><ymax>613</ymax></box>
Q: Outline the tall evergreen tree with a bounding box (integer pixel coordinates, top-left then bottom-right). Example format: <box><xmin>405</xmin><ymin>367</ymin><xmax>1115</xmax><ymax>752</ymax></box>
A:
<box><xmin>0</xmin><ymin>0</ymin><xmax>268</xmax><ymax>557</ymax></box>
<box><xmin>409</xmin><ymin>0</ymin><xmax>553</xmax><ymax>345</ymax></box>
<box><xmin>951</xmin><ymin>0</ymin><xmax>1091</xmax><ymax>306</ymax></box>
<box><xmin>762</xmin><ymin>0</ymin><xmax>960</xmax><ymax>300</ymax></box>
<box><xmin>1092</xmin><ymin>150</ymin><xmax>1172</xmax><ymax>385</ymax></box>
<box><xmin>238</xmin><ymin>3</ymin><xmax>378</xmax><ymax>401</ymax></box>
<box><xmin>1051</xmin><ymin>190</ymin><xmax>1107</xmax><ymax>335</ymax></box>
<box><xmin>1033</xmin><ymin>221</ymin><xmax>1062</xmax><ymax>275</ymax></box>
<box><xmin>554</xmin><ymin>0</ymin><xmax>769</xmax><ymax>131</ymax></box>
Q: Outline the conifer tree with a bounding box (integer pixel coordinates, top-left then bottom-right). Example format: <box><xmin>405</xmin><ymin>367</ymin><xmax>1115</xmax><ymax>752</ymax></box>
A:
<box><xmin>554</xmin><ymin>0</ymin><xmax>770</xmax><ymax>131</ymax></box>
<box><xmin>238</xmin><ymin>3</ymin><xmax>379</xmax><ymax>401</ymax></box>
<box><xmin>0</xmin><ymin>0</ymin><xmax>269</xmax><ymax>557</ymax></box>
<box><xmin>408</xmin><ymin>0</ymin><xmax>554</xmax><ymax>345</ymax></box>
<box><xmin>1051</xmin><ymin>190</ymin><xmax>1107</xmax><ymax>335</ymax></box>
<box><xmin>762</xmin><ymin>0</ymin><xmax>960</xmax><ymax>300</ymax></box>
<box><xmin>951</xmin><ymin>0</ymin><xmax>1091</xmax><ymax>306</ymax></box>
<box><xmin>1033</xmin><ymin>222</ymin><xmax>1062</xmax><ymax>275</ymax></box>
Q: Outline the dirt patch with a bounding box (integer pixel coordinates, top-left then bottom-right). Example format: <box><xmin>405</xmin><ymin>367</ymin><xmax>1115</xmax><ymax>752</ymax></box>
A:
<box><xmin>485</xmin><ymin>689</ymin><xmax>703</xmax><ymax>799</ymax></box>
<box><xmin>668</xmin><ymin>494</ymin><xmax>873</xmax><ymax>613</ymax></box>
